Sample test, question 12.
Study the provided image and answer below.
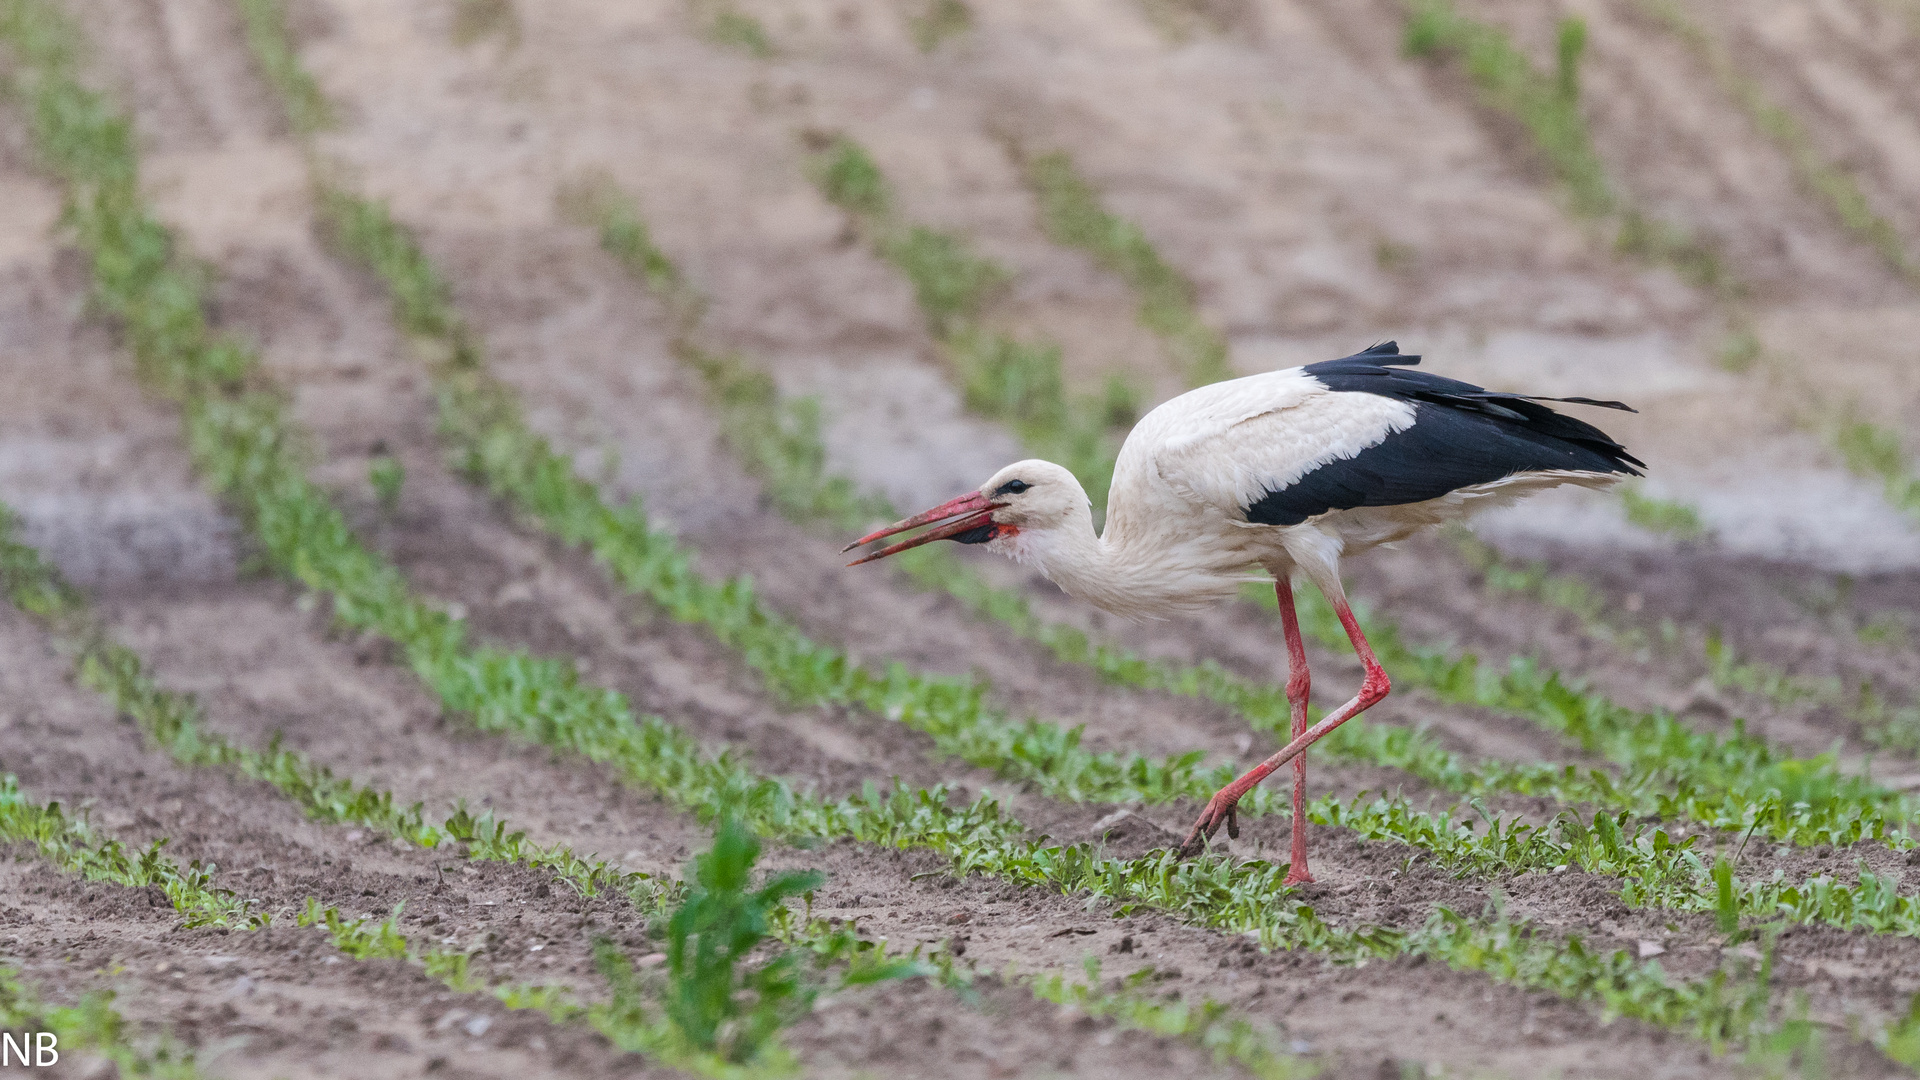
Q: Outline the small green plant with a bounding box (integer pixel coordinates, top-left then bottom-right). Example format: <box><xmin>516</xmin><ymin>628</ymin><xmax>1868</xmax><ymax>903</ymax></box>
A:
<box><xmin>698</xmin><ymin>3</ymin><xmax>773</xmax><ymax>58</ymax></box>
<box><xmin>1615</xmin><ymin>210</ymin><xmax>1728</xmax><ymax>294</ymax></box>
<box><xmin>1716</xmin><ymin>327</ymin><xmax>1762</xmax><ymax>372</ymax></box>
<box><xmin>1621</xmin><ymin>483</ymin><xmax>1708</xmax><ymax>540</ymax></box>
<box><xmin>1554</xmin><ymin>16</ymin><xmax>1586</xmax><ymax>102</ymax></box>
<box><xmin>1833</xmin><ymin>417</ymin><xmax>1920</xmax><ymax>521</ymax></box>
<box><xmin>909</xmin><ymin>0</ymin><xmax>972</xmax><ymax>52</ymax></box>
<box><xmin>1022</xmin><ymin>149</ymin><xmax>1231</xmax><ymax>386</ymax></box>
<box><xmin>451</xmin><ymin>0</ymin><xmax>519</xmax><ymax>46</ymax></box>
<box><xmin>879</xmin><ymin>225</ymin><xmax>1007</xmax><ymax>336</ymax></box>
<box><xmin>0</xmin><ymin>968</ymin><xmax>207</xmax><ymax>1079</ymax></box>
<box><xmin>808</xmin><ymin>136</ymin><xmax>891</xmax><ymax>219</ymax></box>
<box><xmin>660</xmin><ymin>816</ymin><xmax>822</xmax><ymax>1060</ymax></box>
<box><xmin>233</xmin><ymin>0</ymin><xmax>330</xmax><ymax>134</ymax></box>
<box><xmin>369</xmin><ymin>453</ymin><xmax>405</xmax><ymax>512</ymax></box>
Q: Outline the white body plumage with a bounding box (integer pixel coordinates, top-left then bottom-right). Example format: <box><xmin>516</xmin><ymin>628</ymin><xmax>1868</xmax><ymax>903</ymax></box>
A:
<box><xmin>982</xmin><ymin>366</ymin><xmax>1624</xmax><ymax>620</ymax></box>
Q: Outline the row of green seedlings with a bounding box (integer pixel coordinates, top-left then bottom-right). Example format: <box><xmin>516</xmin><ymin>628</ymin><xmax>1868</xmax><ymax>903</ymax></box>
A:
<box><xmin>554</xmin><ymin>172</ymin><xmax>1920</xmax><ymax>942</ymax></box>
<box><xmin>0</xmin><ymin>508</ymin><xmax>838</xmax><ymax>1075</ymax></box>
<box><xmin>53</xmin><ymin>0</ymin><xmax>1898</xmax><ymax>1063</ymax></box>
<box><xmin>19</xmin><ymin>5</ymin><xmax>1319</xmax><ymax>1073</ymax></box>
<box><xmin>794</xmin><ymin>140</ymin><xmax>1851</xmax><ymax>848</ymax></box>
<box><xmin>572</xmin><ymin>167</ymin><xmax>1920</xmax><ymax>858</ymax></box>
<box><xmin>0</xmin><ymin>967</ymin><xmax>200</xmax><ymax>1079</ymax></box>
<box><xmin>1404</xmin><ymin>0</ymin><xmax>1920</xmax><ymax>522</ymax></box>
<box><xmin>1630</xmin><ymin>0</ymin><xmax>1914</xmax><ymax>283</ymax></box>
<box><xmin>1</xmin><ymin>504</ymin><xmax>1299</xmax><ymax>1080</ymax></box>
<box><xmin>315</xmin><ymin>178</ymin><xmax>1887</xmax><ymax>1067</ymax></box>
<box><xmin>805</xmin><ymin>132</ymin><xmax>1134</xmax><ymax>509</ymax></box>
<box><xmin>0</xmin><ymin>782</ymin><xmax>219</xmax><ymax>1079</ymax></box>
<box><xmin>1451</xmin><ymin>530</ymin><xmax>1920</xmax><ymax>753</ymax></box>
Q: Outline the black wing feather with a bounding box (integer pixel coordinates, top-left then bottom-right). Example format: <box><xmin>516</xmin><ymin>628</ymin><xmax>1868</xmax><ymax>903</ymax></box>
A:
<box><xmin>1244</xmin><ymin>344</ymin><xmax>1643</xmax><ymax>527</ymax></box>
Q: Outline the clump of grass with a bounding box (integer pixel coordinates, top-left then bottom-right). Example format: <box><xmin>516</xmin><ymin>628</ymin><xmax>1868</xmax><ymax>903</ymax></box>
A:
<box><xmin>233</xmin><ymin>0</ymin><xmax>330</xmax><ymax>134</ymax></box>
<box><xmin>1621</xmin><ymin>483</ymin><xmax>1709</xmax><ymax>541</ymax></box>
<box><xmin>1403</xmin><ymin>1</ymin><xmax>1613</xmax><ymax>217</ymax></box>
<box><xmin>808</xmin><ymin>135</ymin><xmax>891</xmax><ymax>220</ymax></box>
<box><xmin>369</xmin><ymin>453</ymin><xmax>405</xmax><ymax>512</ymax></box>
<box><xmin>879</xmin><ymin>225</ymin><xmax>1007</xmax><ymax>336</ymax></box>
<box><xmin>694</xmin><ymin>1</ymin><xmax>773</xmax><ymax>58</ymax></box>
<box><xmin>908</xmin><ymin>0</ymin><xmax>972</xmax><ymax>52</ymax></box>
<box><xmin>1022</xmin><ymin>149</ymin><xmax>1232</xmax><ymax>386</ymax></box>
<box><xmin>451</xmin><ymin>0</ymin><xmax>519</xmax><ymax>47</ymax></box>
<box><xmin>1833</xmin><ymin>417</ymin><xmax>1920</xmax><ymax>522</ymax></box>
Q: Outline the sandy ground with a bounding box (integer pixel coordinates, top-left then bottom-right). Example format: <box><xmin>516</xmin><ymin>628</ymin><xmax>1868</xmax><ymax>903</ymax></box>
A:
<box><xmin>2</xmin><ymin>0</ymin><xmax>1920</xmax><ymax>1075</ymax></box>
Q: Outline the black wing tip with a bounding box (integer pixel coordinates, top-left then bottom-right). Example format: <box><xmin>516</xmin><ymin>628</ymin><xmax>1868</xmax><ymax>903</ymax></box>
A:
<box><xmin>1358</xmin><ymin>340</ymin><xmax>1421</xmax><ymax>366</ymax></box>
<box><xmin>1539</xmin><ymin>394</ymin><xmax>1638</xmax><ymax>414</ymax></box>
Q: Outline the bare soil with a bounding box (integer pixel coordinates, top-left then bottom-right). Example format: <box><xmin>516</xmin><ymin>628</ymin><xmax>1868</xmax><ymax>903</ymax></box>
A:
<box><xmin>4</xmin><ymin>0</ymin><xmax>1920</xmax><ymax>1076</ymax></box>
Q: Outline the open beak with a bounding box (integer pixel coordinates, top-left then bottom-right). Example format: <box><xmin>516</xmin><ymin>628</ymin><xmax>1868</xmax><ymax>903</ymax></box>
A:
<box><xmin>842</xmin><ymin>491</ymin><xmax>1004</xmax><ymax>566</ymax></box>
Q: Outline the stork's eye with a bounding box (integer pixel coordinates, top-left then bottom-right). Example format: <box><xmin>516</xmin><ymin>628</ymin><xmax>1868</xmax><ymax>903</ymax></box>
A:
<box><xmin>995</xmin><ymin>479</ymin><xmax>1031</xmax><ymax>495</ymax></box>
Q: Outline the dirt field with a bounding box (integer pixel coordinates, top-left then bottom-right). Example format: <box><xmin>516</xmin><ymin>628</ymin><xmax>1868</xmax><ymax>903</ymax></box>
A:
<box><xmin>3</xmin><ymin>0</ymin><xmax>1920</xmax><ymax>1076</ymax></box>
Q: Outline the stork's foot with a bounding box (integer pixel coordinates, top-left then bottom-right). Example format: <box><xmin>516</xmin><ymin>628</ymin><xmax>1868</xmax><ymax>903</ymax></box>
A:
<box><xmin>1176</xmin><ymin>790</ymin><xmax>1241</xmax><ymax>859</ymax></box>
<box><xmin>1283</xmin><ymin>863</ymin><xmax>1314</xmax><ymax>886</ymax></box>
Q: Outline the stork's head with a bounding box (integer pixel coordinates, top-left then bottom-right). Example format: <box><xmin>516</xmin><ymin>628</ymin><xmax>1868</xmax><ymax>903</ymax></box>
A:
<box><xmin>842</xmin><ymin>459</ymin><xmax>1089</xmax><ymax>567</ymax></box>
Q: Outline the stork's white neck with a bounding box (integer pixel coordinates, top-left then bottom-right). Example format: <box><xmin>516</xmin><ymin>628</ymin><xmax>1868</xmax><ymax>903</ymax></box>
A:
<box><xmin>992</xmin><ymin>482</ymin><xmax>1253</xmax><ymax>620</ymax></box>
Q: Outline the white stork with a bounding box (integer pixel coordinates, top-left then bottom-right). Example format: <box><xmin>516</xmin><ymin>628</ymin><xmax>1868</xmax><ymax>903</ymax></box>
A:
<box><xmin>844</xmin><ymin>343</ymin><xmax>1640</xmax><ymax>882</ymax></box>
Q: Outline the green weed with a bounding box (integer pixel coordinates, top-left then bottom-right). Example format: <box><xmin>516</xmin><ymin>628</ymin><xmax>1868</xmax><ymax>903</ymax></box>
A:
<box><xmin>908</xmin><ymin>0</ymin><xmax>972</xmax><ymax>52</ymax></box>
<box><xmin>1622</xmin><ymin>484</ymin><xmax>1709</xmax><ymax>541</ymax></box>
<box><xmin>369</xmin><ymin>453</ymin><xmax>405</xmax><ymax>512</ymax></box>
<box><xmin>1022</xmin><ymin>150</ymin><xmax>1231</xmax><ymax>386</ymax></box>
<box><xmin>1833</xmin><ymin>417</ymin><xmax>1920</xmax><ymax>523</ymax></box>
<box><xmin>662</xmin><ymin>817</ymin><xmax>822</xmax><ymax>1061</ymax></box>
<box><xmin>694</xmin><ymin>2</ymin><xmax>773</xmax><ymax>59</ymax></box>
<box><xmin>232</xmin><ymin>0</ymin><xmax>330</xmax><ymax>134</ymax></box>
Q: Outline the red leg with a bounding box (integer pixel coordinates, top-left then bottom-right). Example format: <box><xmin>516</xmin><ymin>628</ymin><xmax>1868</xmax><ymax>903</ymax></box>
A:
<box><xmin>1178</xmin><ymin>583</ymin><xmax>1389</xmax><ymax>862</ymax></box>
<box><xmin>1275</xmin><ymin>578</ymin><xmax>1314</xmax><ymax>884</ymax></box>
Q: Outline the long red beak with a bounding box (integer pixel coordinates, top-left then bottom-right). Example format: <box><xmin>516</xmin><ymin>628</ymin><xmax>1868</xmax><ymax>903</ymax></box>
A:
<box><xmin>842</xmin><ymin>491</ymin><xmax>1003</xmax><ymax>566</ymax></box>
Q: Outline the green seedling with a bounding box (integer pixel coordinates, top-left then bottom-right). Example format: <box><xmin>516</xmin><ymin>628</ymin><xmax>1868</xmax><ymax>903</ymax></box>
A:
<box><xmin>1554</xmin><ymin>16</ymin><xmax>1586</xmax><ymax>102</ymax></box>
<box><xmin>909</xmin><ymin>0</ymin><xmax>972</xmax><ymax>52</ymax></box>
<box><xmin>1833</xmin><ymin>417</ymin><xmax>1920</xmax><ymax>522</ymax></box>
<box><xmin>808</xmin><ymin>136</ymin><xmax>890</xmax><ymax>218</ymax></box>
<box><xmin>369</xmin><ymin>453</ymin><xmax>405</xmax><ymax>512</ymax></box>
<box><xmin>1622</xmin><ymin>484</ymin><xmax>1708</xmax><ymax>541</ymax></box>
<box><xmin>0</xmin><ymin>774</ymin><xmax>267</xmax><ymax>929</ymax></box>
<box><xmin>233</xmin><ymin>0</ymin><xmax>330</xmax><ymax>134</ymax></box>
<box><xmin>663</xmin><ymin>816</ymin><xmax>822</xmax><ymax>1060</ymax></box>
<box><xmin>695</xmin><ymin>2</ymin><xmax>773</xmax><ymax>58</ymax></box>
<box><xmin>1022</xmin><ymin>149</ymin><xmax>1231</xmax><ymax>386</ymax></box>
